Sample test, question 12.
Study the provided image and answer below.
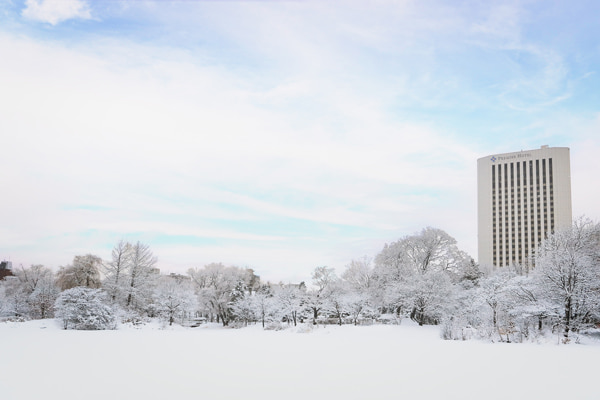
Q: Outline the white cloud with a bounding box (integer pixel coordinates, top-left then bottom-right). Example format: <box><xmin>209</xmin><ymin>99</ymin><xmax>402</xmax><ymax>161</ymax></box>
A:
<box><xmin>0</xmin><ymin>31</ymin><xmax>480</xmax><ymax>279</ymax></box>
<box><xmin>22</xmin><ymin>0</ymin><xmax>91</xmax><ymax>25</ymax></box>
<box><xmin>3</xmin><ymin>1</ymin><xmax>597</xmax><ymax>281</ymax></box>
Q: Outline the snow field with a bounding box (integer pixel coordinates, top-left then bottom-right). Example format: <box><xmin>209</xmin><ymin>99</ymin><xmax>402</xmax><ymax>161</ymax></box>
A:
<box><xmin>0</xmin><ymin>320</ymin><xmax>598</xmax><ymax>400</ymax></box>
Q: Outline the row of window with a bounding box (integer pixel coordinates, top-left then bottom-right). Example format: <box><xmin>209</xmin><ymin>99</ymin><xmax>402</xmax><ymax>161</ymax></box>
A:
<box><xmin>491</xmin><ymin>158</ymin><xmax>554</xmax><ymax>266</ymax></box>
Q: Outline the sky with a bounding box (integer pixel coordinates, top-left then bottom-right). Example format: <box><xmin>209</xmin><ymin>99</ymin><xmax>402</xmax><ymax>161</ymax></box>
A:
<box><xmin>1</xmin><ymin>0</ymin><xmax>599</xmax><ymax>283</ymax></box>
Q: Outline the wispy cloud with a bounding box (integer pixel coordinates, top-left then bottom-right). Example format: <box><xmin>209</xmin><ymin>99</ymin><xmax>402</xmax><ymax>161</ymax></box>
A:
<box><xmin>0</xmin><ymin>29</ymin><xmax>478</xmax><ymax>276</ymax></box>
<box><xmin>1</xmin><ymin>1</ymin><xmax>599</xmax><ymax>281</ymax></box>
<box><xmin>22</xmin><ymin>0</ymin><xmax>91</xmax><ymax>25</ymax></box>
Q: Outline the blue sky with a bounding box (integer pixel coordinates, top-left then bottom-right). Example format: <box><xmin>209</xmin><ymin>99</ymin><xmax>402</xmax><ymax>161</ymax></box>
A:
<box><xmin>1</xmin><ymin>0</ymin><xmax>599</xmax><ymax>283</ymax></box>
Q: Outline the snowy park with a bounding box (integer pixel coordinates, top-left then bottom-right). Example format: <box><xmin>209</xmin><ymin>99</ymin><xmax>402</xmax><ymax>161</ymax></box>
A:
<box><xmin>3</xmin><ymin>2</ymin><xmax>600</xmax><ymax>399</ymax></box>
<box><xmin>2</xmin><ymin>224</ymin><xmax>600</xmax><ymax>400</ymax></box>
<box><xmin>1</xmin><ymin>319</ymin><xmax>599</xmax><ymax>400</ymax></box>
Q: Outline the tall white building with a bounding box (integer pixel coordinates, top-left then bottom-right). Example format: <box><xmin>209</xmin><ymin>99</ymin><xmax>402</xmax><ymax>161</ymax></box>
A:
<box><xmin>477</xmin><ymin>146</ymin><xmax>572</xmax><ymax>268</ymax></box>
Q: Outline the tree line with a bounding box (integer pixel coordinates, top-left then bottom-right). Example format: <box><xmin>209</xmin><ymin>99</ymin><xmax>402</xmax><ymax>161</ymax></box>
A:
<box><xmin>1</xmin><ymin>219</ymin><xmax>599</xmax><ymax>343</ymax></box>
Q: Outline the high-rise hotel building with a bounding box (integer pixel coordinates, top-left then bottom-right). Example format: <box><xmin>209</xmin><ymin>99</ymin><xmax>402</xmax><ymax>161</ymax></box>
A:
<box><xmin>477</xmin><ymin>146</ymin><xmax>572</xmax><ymax>268</ymax></box>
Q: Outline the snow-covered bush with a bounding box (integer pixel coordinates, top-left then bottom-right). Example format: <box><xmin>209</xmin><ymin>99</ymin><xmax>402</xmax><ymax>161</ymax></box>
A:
<box><xmin>54</xmin><ymin>287</ymin><xmax>116</xmax><ymax>330</ymax></box>
<box><xmin>264</xmin><ymin>321</ymin><xmax>287</xmax><ymax>331</ymax></box>
<box><xmin>441</xmin><ymin>316</ymin><xmax>473</xmax><ymax>340</ymax></box>
<box><xmin>295</xmin><ymin>323</ymin><xmax>314</xmax><ymax>333</ymax></box>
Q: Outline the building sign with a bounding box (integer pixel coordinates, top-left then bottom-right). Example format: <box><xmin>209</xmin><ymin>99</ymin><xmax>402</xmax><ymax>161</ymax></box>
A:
<box><xmin>491</xmin><ymin>153</ymin><xmax>532</xmax><ymax>162</ymax></box>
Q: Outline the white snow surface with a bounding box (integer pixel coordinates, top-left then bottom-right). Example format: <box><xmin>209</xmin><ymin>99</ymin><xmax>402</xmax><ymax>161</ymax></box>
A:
<box><xmin>1</xmin><ymin>319</ymin><xmax>599</xmax><ymax>400</ymax></box>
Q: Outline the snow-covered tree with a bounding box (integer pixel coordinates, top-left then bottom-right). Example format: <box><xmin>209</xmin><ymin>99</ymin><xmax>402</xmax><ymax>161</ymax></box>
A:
<box><xmin>477</xmin><ymin>268</ymin><xmax>516</xmax><ymax>329</ymax></box>
<box><xmin>29</xmin><ymin>282</ymin><xmax>59</xmax><ymax>319</ymax></box>
<box><xmin>505</xmin><ymin>275</ymin><xmax>553</xmax><ymax>340</ymax></box>
<box><xmin>0</xmin><ymin>276</ymin><xmax>29</xmax><ymax>318</ymax></box>
<box><xmin>311</xmin><ymin>266</ymin><xmax>336</xmax><ymax>292</ymax></box>
<box><xmin>341</xmin><ymin>258</ymin><xmax>375</xmax><ymax>325</ymax></box>
<box><xmin>440</xmin><ymin>285</ymin><xmax>481</xmax><ymax>340</ymax></box>
<box><xmin>306</xmin><ymin>266</ymin><xmax>337</xmax><ymax>324</ymax></box>
<box><xmin>15</xmin><ymin>264</ymin><xmax>51</xmax><ymax>293</ymax></box>
<box><xmin>7</xmin><ymin>264</ymin><xmax>58</xmax><ymax>319</ymax></box>
<box><xmin>188</xmin><ymin>263</ymin><xmax>255</xmax><ymax>326</ymax></box>
<box><xmin>342</xmin><ymin>257</ymin><xmax>374</xmax><ymax>291</ymax></box>
<box><xmin>231</xmin><ymin>293</ymin><xmax>256</xmax><ymax>326</ymax></box>
<box><xmin>56</xmin><ymin>254</ymin><xmax>102</xmax><ymax>290</ymax></box>
<box><xmin>54</xmin><ymin>287</ymin><xmax>115</xmax><ymax>330</ymax></box>
<box><xmin>326</xmin><ymin>281</ymin><xmax>348</xmax><ymax>326</ymax></box>
<box><xmin>99</xmin><ymin>240</ymin><xmax>160</xmax><ymax>316</ymax></box>
<box><xmin>103</xmin><ymin>240</ymin><xmax>133</xmax><ymax>303</ymax></box>
<box><xmin>344</xmin><ymin>290</ymin><xmax>374</xmax><ymax>325</ymax></box>
<box><xmin>154</xmin><ymin>275</ymin><xmax>197</xmax><ymax>326</ymax></box>
<box><xmin>27</xmin><ymin>273</ymin><xmax>59</xmax><ymax>319</ymax></box>
<box><xmin>251</xmin><ymin>285</ymin><xmax>278</xmax><ymax>328</ymax></box>
<box><xmin>372</xmin><ymin>227</ymin><xmax>472</xmax><ymax>320</ymax></box>
<box><xmin>533</xmin><ymin>217</ymin><xmax>600</xmax><ymax>341</ymax></box>
<box><xmin>457</xmin><ymin>259</ymin><xmax>484</xmax><ymax>289</ymax></box>
<box><xmin>124</xmin><ymin>242</ymin><xmax>158</xmax><ymax>311</ymax></box>
<box><xmin>473</xmin><ymin>268</ymin><xmax>520</xmax><ymax>341</ymax></box>
<box><xmin>0</xmin><ymin>282</ymin><xmax>7</xmax><ymax>317</ymax></box>
<box><xmin>273</xmin><ymin>283</ymin><xmax>306</xmax><ymax>326</ymax></box>
<box><xmin>376</xmin><ymin>227</ymin><xmax>470</xmax><ymax>278</ymax></box>
<box><xmin>408</xmin><ymin>271</ymin><xmax>453</xmax><ymax>326</ymax></box>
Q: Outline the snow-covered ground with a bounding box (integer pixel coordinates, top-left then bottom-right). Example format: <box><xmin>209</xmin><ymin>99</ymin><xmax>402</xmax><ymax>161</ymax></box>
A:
<box><xmin>1</xmin><ymin>320</ymin><xmax>599</xmax><ymax>400</ymax></box>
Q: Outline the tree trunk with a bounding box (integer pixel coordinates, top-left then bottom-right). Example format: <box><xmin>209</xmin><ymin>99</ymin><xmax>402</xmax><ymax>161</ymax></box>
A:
<box><xmin>564</xmin><ymin>297</ymin><xmax>572</xmax><ymax>340</ymax></box>
<box><xmin>411</xmin><ymin>307</ymin><xmax>425</xmax><ymax>326</ymax></box>
<box><xmin>112</xmin><ymin>270</ymin><xmax>121</xmax><ymax>302</ymax></box>
<box><xmin>126</xmin><ymin>278</ymin><xmax>135</xmax><ymax>307</ymax></box>
<box><xmin>219</xmin><ymin>310</ymin><xmax>229</xmax><ymax>326</ymax></box>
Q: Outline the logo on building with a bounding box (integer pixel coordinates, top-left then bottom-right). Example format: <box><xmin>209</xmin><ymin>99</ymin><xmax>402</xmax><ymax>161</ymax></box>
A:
<box><xmin>491</xmin><ymin>156</ymin><xmax>497</xmax><ymax>162</ymax></box>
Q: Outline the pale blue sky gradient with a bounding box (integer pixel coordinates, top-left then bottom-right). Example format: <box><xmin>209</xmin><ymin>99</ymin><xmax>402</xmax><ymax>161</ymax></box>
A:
<box><xmin>1</xmin><ymin>0</ymin><xmax>599</xmax><ymax>282</ymax></box>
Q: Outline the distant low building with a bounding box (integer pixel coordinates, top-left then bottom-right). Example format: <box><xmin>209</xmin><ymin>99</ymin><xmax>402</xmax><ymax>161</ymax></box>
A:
<box><xmin>268</xmin><ymin>282</ymin><xmax>306</xmax><ymax>291</ymax></box>
<box><xmin>167</xmin><ymin>272</ymin><xmax>191</xmax><ymax>282</ymax></box>
<box><xmin>0</xmin><ymin>260</ymin><xmax>14</xmax><ymax>280</ymax></box>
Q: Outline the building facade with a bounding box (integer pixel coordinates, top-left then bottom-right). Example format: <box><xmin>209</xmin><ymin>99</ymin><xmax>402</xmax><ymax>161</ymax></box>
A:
<box><xmin>477</xmin><ymin>146</ymin><xmax>572</xmax><ymax>268</ymax></box>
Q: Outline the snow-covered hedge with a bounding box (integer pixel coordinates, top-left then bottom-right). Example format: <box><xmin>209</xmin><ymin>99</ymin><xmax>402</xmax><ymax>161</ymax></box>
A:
<box><xmin>54</xmin><ymin>287</ymin><xmax>116</xmax><ymax>330</ymax></box>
